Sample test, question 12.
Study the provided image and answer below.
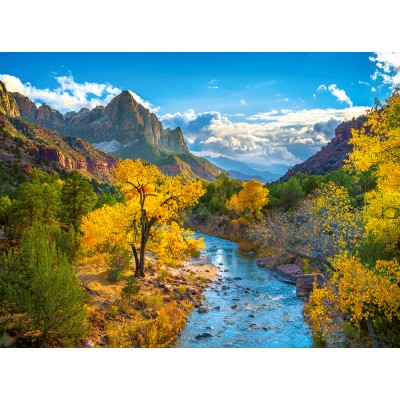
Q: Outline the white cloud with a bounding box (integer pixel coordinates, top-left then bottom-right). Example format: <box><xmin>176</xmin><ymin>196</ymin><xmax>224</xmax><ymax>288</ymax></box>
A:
<box><xmin>327</xmin><ymin>84</ymin><xmax>353</xmax><ymax>107</ymax></box>
<box><xmin>127</xmin><ymin>90</ymin><xmax>159</xmax><ymax>112</ymax></box>
<box><xmin>0</xmin><ymin>73</ymin><xmax>159</xmax><ymax>113</ymax></box>
<box><xmin>240</xmin><ymin>99</ymin><xmax>247</xmax><ymax>106</ymax></box>
<box><xmin>370</xmin><ymin>52</ymin><xmax>400</xmax><ymax>87</ymax></box>
<box><xmin>371</xmin><ymin>87</ymin><xmax>377</xmax><ymax>92</ymax></box>
<box><xmin>161</xmin><ymin>106</ymin><xmax>368</xmax><ymax>169</ymax></box>
<box><xmin>224</xmin><ymin>113</ymin><xmax>245</xmax><ymax>117</ymax></box>
<box><xmin>358</xmin><ymin>80</ymin><xmax>370</xmax><ymax>86</ymax></box>
<box><xmin>318</xmin><ymin>83</ymin><xmax>353</xmax><ymax>106</ymax></box>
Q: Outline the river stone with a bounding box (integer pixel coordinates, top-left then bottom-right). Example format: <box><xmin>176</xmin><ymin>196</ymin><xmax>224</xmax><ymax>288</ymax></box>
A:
<box><xmin>213</xmin><ymin>305</ymin><xmax>221</xmax><ymax>310</ymax></box>
<box><xmin>193</xmin><ymin>301</ymin><xmax>203</xmax><ymax>307</ymax></box>
<box><xmin>231</xmin><ymin>305</ymin><xmax>238</xmax><ymax>309</ymax></box>
<box><xmin>234</xmin><ymin>277</ymin><xmax>243</xmax><ymax>281</ymax></box>
<box><xmin>205</xmin><ymin>326</ymin><xmax>214</xmax><ymax>330</ymax></box>
<box><xmin>195</xmin><ymin>332</ymin><xmax>213</xmax><ymax>339</ymax></box>
<box><xmin>296</xmin><ymin>274</ymin><xmax>326</xmax><ymax>298</ymax></box>
<box><xmin>197</xmin><ymin>306</ymin><xmax>211</xmax><ymax>313</ymax></box>
<box><xmin>222</xmin><ymin>285</ymin><xmax>229</xmax><ymax>290</ymax></box>
<box><xmin>248</xmin><ymin>314</ymin><xmax>255</xmax><ymax>318</ymax></box>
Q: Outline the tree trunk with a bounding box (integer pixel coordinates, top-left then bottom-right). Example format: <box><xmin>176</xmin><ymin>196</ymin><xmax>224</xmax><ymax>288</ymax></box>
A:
<box><xmin>366</xmin><ymin>318</ymin><xmax>380</xmax><ymax>348</ymax></box>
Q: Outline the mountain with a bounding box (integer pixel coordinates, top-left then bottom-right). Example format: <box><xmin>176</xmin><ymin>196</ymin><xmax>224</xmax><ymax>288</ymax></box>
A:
<box><xmin>0</xmin><ymin>81</ymin><xmax>20</xmax><ymax>117</ymax></box>
<box><xmin>11</xmin><ymin>90</ymin><xmax>223</xmax><ymax>180</ymax></box>
<box><xmin>0</xmin><ymin>82</ymin><xmax>116</xmax><ymax>184</ymax></box>
<box><xmin>204</xmin><ymin>155</ymin><xmax>280</xmax><ymax>182</ymax></box>
<box><xmin>280</xmin><ymin>115</ymin><xmax>367</xmax><ymax>181</ymax></box>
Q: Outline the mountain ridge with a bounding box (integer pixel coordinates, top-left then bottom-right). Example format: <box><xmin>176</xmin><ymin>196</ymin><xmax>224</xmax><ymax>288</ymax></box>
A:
<box><xmin>279</xmin><ymin>115</ymin><xmax>368</xmax><ymax>181</ymax></box>
<box><xmin>9</xmin><ymin>88</ymin><xmax>223</xmax><ymax>181</ymax></box>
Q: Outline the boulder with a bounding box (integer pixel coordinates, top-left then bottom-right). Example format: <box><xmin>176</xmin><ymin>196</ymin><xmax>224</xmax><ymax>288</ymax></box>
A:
<box><xmin>197</xmin><ymin>306</ymin><xmax>210</xmax><ymax>313</ymax></box>
<box><xmin>273</xmin><ymin>264</ymin><xmax>303</xmax><ymax>285</ymax></box>
<box><xmin>296</xmin><ymin>274</ymin><xmax>326</xmax><ymax>298</ymax></box>
<box><xmin>195</xmin><ymin>332</ymin><xmax>213</xmax><ymax>339</ymax></box>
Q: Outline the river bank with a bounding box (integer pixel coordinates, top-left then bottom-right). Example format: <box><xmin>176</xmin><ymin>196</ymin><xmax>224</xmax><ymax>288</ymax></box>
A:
<box><xmin>77</xmin><ymin>251</ymin><xmax>219</xmax><ymax>347</ymax></box>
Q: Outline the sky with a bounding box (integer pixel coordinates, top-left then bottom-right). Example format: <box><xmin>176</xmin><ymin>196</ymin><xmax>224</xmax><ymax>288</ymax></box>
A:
<box><xmin>1</xmin><ymin>52</ymin><xmax>400</xmax><ymax>174</ymax></box>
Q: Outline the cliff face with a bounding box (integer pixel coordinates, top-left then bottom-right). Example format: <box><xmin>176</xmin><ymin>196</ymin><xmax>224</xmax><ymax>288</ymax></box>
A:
<box><xmin>280</xmin><ymin>115</ymin><xmax>367</xmax><ymax>181</ymax></box>
<box><xmin>161</xmin><ymin>127</ymin><xmax>189</xmax><ymax>153</ymax></box>
<box><xmin>0</xmin><ymin>82</ymin><xmax>20</xmax><ymax>118</ymax></box>
<box><xmin>9</xmin><ymin>92</ymin><xmax>37</xmax><ymax>122</ymax></box>
<box><xmin>8</xmin><ymin>84</ymin><xmax>223</xmax><ymax>180</ymax></box>
<box><xmin>11</xmin><ymin>90</ymin><xmax>188</xmax><ymax>153</ymax></box>
<box><xmin>0</xmin><ymin>115</ymin><xmax>116</xmax><ymax>182</ymax></box>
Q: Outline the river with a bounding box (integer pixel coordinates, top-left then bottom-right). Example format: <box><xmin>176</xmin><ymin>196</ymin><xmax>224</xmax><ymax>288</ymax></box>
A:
<box><xmin>176</xmin><ymin>233</ymin><xmax>312</xmax><ymax>348</ymax></box>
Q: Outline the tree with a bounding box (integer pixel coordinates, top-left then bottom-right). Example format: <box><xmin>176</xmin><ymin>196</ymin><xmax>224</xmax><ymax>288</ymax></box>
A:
<box><xmin>227</xmin><ymin>179</ymin><xmax>269</xmax><ymax>220</ymax></box>
<box><xmin>347</xmin><ymin>88</ymin><xmax>400</xmax><ymax>253</ymax></box>
<box><xmin>0</xmin><ymin>224</ymin><xmax>86</xmax><ymax>346</ymax></box>
<box><xmin>8</xmin><ymin>179</ymin><xmax>61</xmax><ymax>237</ymax></box>
<box><xmin>61</xmin><ymin>171</ymin><xmax>97</xmax><ymax>228</ymax></box>
<box><xmin>81</xmin><ymin>159</ymin><xmax>205</xmax><ymax>277</ymax></box>
<box><xmin>248</xmin><ymin>182</ymin><xmax>362</xmax><ymax>271</ymax></box>
<box><xmin>305</xmin><ymin>88</ymin><xmax>400</xmax><ymax>347</ymax></box>
<box><xmin>306</xmin><ymin>253</ymin><xmax>400</xmax><ymax>347</ymax></box>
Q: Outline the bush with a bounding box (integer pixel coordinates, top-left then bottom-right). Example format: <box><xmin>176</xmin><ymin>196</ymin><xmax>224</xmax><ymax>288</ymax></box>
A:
<box><xmin>177</xmin><ymin>285</ymin><xmax>187</xmax><ymax>295</ymax></box>
<box><xmin>108</xmin><ymin>247</ymin><xmax>131</xmax><ymax>271</ymax></box>
<box><xmin>121</xmin><ymin>276</ymin><xmax>141</xmax><ymax>301</ymax></box>
<box><xmin>108</xmin><ymin>268</ymin><xmax>123</xmax><ymax>283</ymax></box>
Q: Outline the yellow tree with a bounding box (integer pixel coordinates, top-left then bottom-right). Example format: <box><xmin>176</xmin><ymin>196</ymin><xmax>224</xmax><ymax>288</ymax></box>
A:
<box><xmin>305</xmin><ymin>88</ymin><xmax>400</xmax><ymax>346</ymax></box>
<box><xmin>347</xmin><ymin>88</ymin><xmax>400</xmax><ymax>251</ymax></box>
<box><xmin>227</xmin><ymin>179</ymin><xmax>269</xmax><ymax>220</ymax></box>
<box><xmin>247</xmin><ymin>182</ymin><xmax>362</xmax><ymax>271</ymax></box>
<box><xmin>81</xmin><ymin>159</ymin><xmax>205</xmax><ymax>277</ymax></box>
<box><xmin>307</xmin><ymin>253</ymin><xmax>400</xmax><ymax>347</ymax></box>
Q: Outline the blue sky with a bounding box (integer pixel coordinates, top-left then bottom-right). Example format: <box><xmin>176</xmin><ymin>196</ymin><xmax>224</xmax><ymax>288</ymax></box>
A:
<box><xmin>1</xmin><ymin>52</ymin><xmax>399</xmax><ymax>173</ymax></box>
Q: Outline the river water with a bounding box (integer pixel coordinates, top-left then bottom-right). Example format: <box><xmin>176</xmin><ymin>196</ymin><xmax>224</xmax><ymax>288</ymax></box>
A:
<box><xmin>176</xmin><ymin>233</ymin><xmax>312</xmax><ymax>348</ymax></box>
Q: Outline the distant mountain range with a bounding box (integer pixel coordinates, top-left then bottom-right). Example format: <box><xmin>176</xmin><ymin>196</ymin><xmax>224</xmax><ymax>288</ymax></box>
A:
<box><xmin>203</xmin><ymin>156</ymin><xmax>281</xmax><ymax>183</ymax></box>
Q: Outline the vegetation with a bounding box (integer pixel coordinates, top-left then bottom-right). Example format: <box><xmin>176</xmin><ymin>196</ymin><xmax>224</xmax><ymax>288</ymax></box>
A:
<box><xmin>81</xmin><ymin>159</ymin><xmax>205</xmax><ymax>277</ymax></box>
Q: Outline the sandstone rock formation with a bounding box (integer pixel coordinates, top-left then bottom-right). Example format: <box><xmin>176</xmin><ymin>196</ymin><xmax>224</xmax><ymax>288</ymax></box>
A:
<box><xmin>0</xmin><ymin>82</ymin><xmax>20</xmax><ymax>118</ymax></box>
<box><xmin>8</xmin><ymin>86</ymin><xmax>222</xmax><ymax>180</ymax></box>
<box><xmin>295</xmin><ymin>273</ymin><xmax>326</xmax><ymax>298</ymax></box>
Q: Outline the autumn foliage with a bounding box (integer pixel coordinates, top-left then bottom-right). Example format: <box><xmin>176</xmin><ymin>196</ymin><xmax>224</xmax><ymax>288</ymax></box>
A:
<box><xmin>81</xmin><ymin>159</ymin><xmax>205</xmax><ymax>277</ymax></box>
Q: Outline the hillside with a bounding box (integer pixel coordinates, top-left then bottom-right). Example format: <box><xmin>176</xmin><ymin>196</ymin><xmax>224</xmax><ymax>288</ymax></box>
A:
<box><xmin>0</xmin><ymin>115</ymin><xmax>117</xmax><ymax>186</ymax></box>
<box><xmin>280</xmin><ymin>115</ymin><xmax>367</xmax><ymax>181</ymax></box>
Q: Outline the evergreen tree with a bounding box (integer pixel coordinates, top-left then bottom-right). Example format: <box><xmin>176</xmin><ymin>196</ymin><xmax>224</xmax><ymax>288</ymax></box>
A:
<box><xmin>1</xmin><ymin>225</ymin><xmax>86</xmax><ymax>346</ymax></box>
<box><xmin>61</xmin><ymin>171</ymin><xmax>97</xmax><ymax>228</ymax></box>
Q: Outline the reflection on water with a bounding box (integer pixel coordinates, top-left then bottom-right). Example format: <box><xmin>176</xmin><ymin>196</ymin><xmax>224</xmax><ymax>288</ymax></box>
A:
<box><xmin>175</xmin><ymin>233</ymin><xmax>312</xmax><ymax>348</ymax></box>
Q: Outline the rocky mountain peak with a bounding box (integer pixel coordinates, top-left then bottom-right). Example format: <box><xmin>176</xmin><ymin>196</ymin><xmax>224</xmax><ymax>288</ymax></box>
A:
<box><xmin>0</xmin><ymin>81</ymin><xmax>20</xmax><ymax>118</ymax></box>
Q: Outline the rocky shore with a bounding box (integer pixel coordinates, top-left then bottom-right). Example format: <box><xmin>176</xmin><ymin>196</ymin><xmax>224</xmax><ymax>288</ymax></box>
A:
<box><xmin>256</xmin><ymin>258</ymin><xmax>325</xmax><ymax>299</ymax></box>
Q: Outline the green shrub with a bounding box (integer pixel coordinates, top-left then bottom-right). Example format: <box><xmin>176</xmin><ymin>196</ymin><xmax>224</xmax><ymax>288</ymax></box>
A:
<box><xmin>121</xmin><ymin>276</ymin><xmax>141</xmax><ymax>301</ymax></box>
<box><xmin>108</xmin><ymin>268</ymin><xmax>123</xmax><ymax>283</ymax></box>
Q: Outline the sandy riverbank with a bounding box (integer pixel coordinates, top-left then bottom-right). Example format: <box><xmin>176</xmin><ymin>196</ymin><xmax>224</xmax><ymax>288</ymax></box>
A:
<box><xmin>77</xmin><ymin>252</ymin><xmax>220</xmax><ymax>347</ymax></box>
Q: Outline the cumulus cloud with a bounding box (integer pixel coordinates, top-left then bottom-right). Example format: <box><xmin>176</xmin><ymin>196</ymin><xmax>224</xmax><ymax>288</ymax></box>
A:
<box><xmin>318</xmin><ymin>83</ymin><xmax>353</xmax><ymax>106</ymax></box>
<box><xmin>0</xmin><ymin>73</ymin><xmax>158</xmax><ymax>113</ymax></box>
<box><xmin>160</xmin><ymin>106</ymin><xmax>368</xmax><ymax>169</ymax></box>
<box><xmin>370</xmin><ymin>52</ymin><xmax>400</xmax><ymax>87</ymax></box>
